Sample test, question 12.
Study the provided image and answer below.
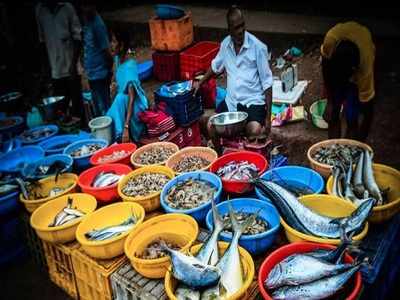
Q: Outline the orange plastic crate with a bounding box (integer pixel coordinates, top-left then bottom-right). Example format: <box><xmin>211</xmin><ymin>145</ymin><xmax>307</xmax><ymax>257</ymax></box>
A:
<box><xmin>149</xmin><ymin>12</ymin><xmax>193</xmax><ymax>51</ymax></box>
<box><xmin>42</xmin><ymin>241</ymin><xmax>80</xmax><ymax>299</ymax></box>
<box><xmin>71</xmin><ymin>247</ymin><xmax>128</xmax><ymax>300</ymax></box>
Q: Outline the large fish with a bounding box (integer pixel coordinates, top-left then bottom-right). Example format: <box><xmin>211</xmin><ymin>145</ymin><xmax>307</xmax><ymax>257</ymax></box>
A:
<box><xmin>49</xmin><ymin>197</ymin><xmax>85</xmax><ymax>227</ymax></box>
<box><xmin>85</xmin><ymin>215</ymin><xmax>137</xmax><ymax>241</ymax></box>
<box><xmin>253</xmin><ymin>180</ymin><xmax>374</xmax><ymax>240</ymax></box>
<box><xmin>352</xmin><ymin>152</ymin><xmax>365</xmax><ymax>198</ymax></box>
<box><xmin>305</xmin><ymin>241</ymin><xmax>349</xmax><ymax>264</ymax></box>
<box><xmin>363</xmin><ymin>150</ymin><xmax>382</xmax><ymax>205</ymax></box>
<box><xmin>272</xmin><ymin>263</ymin><xmax>361</xmax><ymax>300</ymax></box>
<box><xmin>265</xmin><ymin>253</ymin><xmax>354</xmax><ymax>289</ymax></box>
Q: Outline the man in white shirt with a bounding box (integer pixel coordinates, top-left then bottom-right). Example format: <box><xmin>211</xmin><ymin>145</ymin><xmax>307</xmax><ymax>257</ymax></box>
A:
<box><xmin>195</xmin><ymin>6</ymin><xmax>273</xmax><ymax>147</ymax></box>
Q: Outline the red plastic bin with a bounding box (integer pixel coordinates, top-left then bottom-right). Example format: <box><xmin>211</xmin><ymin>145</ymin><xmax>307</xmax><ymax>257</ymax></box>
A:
<box><xmin>180</xmin><ymin>42</ymin><xmax>220</xmax><ymax>80</ymax></box>
<box><xmin>90</xmin><ymin>143</ymin><xmax>137</xmax><ymax>166</ymax></box>
<box><xmin>152</xmin><ymin>51</ymin><xmax>180</xmax><ymax>82</ymax></box>
<box><xmin>258</xmin><ymin>242</ymin><xmax>362</xmax><ymax>300</ymax></box>
<box><xmin>209</xmin><ymin>151</ymin><xmax>268</xmax><ymax>194</ymax></box>
<box><xmin>78</xmin><ymin>163</ymin><xmax>132</xmax><ymax>203</ymax></box>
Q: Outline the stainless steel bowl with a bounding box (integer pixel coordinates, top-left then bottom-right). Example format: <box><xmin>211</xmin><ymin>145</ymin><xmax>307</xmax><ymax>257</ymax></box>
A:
<box><xmin>209</xmin><ymin>111</ymin><xmax>248</xmax><ymax>138</ymax></box>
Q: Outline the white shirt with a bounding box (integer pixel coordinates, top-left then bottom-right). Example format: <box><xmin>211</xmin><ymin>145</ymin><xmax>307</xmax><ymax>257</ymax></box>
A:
<box><xmin>211</xmin><ymin>31</ymin><xmax>273</xmax><ymax>111</ymax></box>
<box><xmin>36</xmin><ymin>3</ymin><xmax>82</xmax><ymax>79</ymax></box>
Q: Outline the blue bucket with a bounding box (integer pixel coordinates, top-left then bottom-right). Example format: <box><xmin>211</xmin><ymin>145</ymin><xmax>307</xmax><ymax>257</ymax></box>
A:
<box><xmin>160</xmin><ymin>171</ymin><xmax>223</xmax><ymax>224</ymax></box>
<box><xmin>255</xmin><ymin>165</ymin><xmax>325</xmax><ymax>202</ymax></box>
<box><xmin>0</xmin><ymin>145</ymin><xmax>44</xmax><ymax>174</ymax></box>
<box><xmin>138</xmin><ymin>60</ymin><xmax>153</xmax><ymax>81</ymax></box>
<box><xmin>0</xmin><ymin>191</ymin><xmax>20</xmax><ymax>216</ymax></box>
<box><xmin>63</xmin><ymin>138</ymin><xmax>108</xmax><ymax>171</ymax></box>
<box><xmin>205</xmin><ymin>198</ymin><xmax>281</xmax><ymax>255</ymax></box>
<box><xmin>38</xmin><ymin>134</ymin><xmax>83</xmax><ymax>155</ymax></box>
<box><xmin>155</xmin><ymin>4</ymin><xmax>185</xmax><ymax>19</ymax></box>
<box><xmin>19</xmin><ymin>124</ymin><xmax>58</xmax><ymax>144</ymax></box>
<box><xmin>22</xmin><ymin>154</ymin><xmax>73</xmax><ymax>180</ymax></box>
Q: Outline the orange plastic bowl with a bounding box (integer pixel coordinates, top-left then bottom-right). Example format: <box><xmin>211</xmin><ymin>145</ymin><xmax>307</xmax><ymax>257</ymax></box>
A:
<box><xmin>90</xmin><ymin>143</ymin><xmax>137</xmax><ymax>165</ymax></box>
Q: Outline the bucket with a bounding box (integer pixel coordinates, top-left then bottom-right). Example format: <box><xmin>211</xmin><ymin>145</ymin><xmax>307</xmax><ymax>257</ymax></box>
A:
<box><xmin>88</xmin><ymin>116</ymin><xmax>113</xmax><ymax>144</ymax></box>
<box><xmin>310</xmin><ymin>99</ymin><xmax>328</xmax><ymax>129</ymax></box>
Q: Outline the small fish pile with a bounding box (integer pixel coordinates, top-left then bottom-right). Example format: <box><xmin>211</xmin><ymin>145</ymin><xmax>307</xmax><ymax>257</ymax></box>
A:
<box><xmin>85</xmin><ymin>214</ymin><xmax>137</xmax><ymax>241</ymax></box>
<box><xmin>49</xmin><ymin>197</ymin><xmax>85</xmax><ymax>227</ymax></box>
<box><xmin>121</xmin><ymin>173</ymin><xmax>170</xmax><ymax>197</ymax></box>
<box><xmin>265</xmin><ymin>243</ymin><xmax>362</xmax><ymax>299</ymax></box>
<box><xmin>217</xmin><ymin>160</ymin><xmax>259</xmax><ymax>181</ymax></box>
<box><xmin>166</xmin><ymin>179</ymin><xmax>216</xmax><ymax>210</ymax></box>
<box><xmin>332</xmin><ymin>149</ymin><xmax>385</xmax><ymax>206</ymax></box>
<box><xmin>173</xmin><ymin>156</ymin><xmax>211</xmax><ymax>173</ymax></box>
<box><xmin>134</xmin><ymin>146</ymin><xmax>176</xmax><ymax>165</ymax></box>
<box><xmin>222</xmin><ymin>212</ymin><xmax>270</xmax><ymax>235</ymax></box>
<box><xmin>137</xmin><ymin>239</ymin><xmax>181</xmax><ymax>259</ymax></box>
<box><xmin>70</xmin><ymin>144</ymin><xmax>102</xmax><ymax>158</ymax></box>
<box><xmin>98</xmin><ymin>150</ymin><xmax>129</xmax><ymax>163</ymax></box>
<box><xmin>312</xmin><ymin>144</ymin><xmax>364</xmax><ymax>166</ymax></box>
<box><xmin>21</xmin><ymin>127</ymin><xmax>54</xmax><ymax>142</ymax></box>
<box><xmin>91</xmin><ymin>171</ymin><xmax>122</xmax><ymax>188</ymax></box>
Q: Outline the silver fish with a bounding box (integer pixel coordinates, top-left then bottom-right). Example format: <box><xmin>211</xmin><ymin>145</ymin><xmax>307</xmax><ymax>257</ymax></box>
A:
<box><xmin>363</xmin><ymin>150</ymin><xmax>382</xmax><ymax>205</ymax></box>
<box><xmin>49</xmin><ymin>197</ymin><xmax>85</xmax><ymax>227</ymax></box>
<box><xmin>0</xmin><ymin>184</ymin><xmax>19</xmax><ymax>195</ymax></box>
<box><xmin>353</xmin><ymin>152</ymin><xmax>365</xmax><ymax>198</ymax></box>
<box><xmin>85</xmin><ymin>215</ymin><xmax>137</xmax><ymax>241</ymax></box>
<box><xmin>217</xmin><ymin>161</ymin><xmax>259</xmax><ymax>181</ymax></box>
<box><xmin>175</xmin><ymin>285</ymin><xmax>201</xmax><ymax>300</ymax></box>
<box><xmin>92</xmin><ymin>171</ymin><xmax>121</xmax><ymax>188</ymax></box>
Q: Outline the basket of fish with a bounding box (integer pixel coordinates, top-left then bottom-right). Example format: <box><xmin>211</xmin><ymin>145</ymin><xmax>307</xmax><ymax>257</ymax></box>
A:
<box><xmin>307</xmin><ymin>139</ymin><xmax>373</xmax><ymax>178</ymax></box>
<box><xmin>90</xmin><ymin>142</ymin><xmax>137</xmax><ymax>166</ymax></box>
<box><xmin>63</xmin><ymin>138</ymin><xmax>108</xmax><ymax>170</ymax></box>
<box><xmin>160</xmin><ymin>171</ymin><xmax>222</xmax><ymax>223</ymax></box>
<box><xmin>19</xmin><ymin>124</ymin><xmax>59</xmax><ymax>144</ymax></box>
<box><xmin>130</xmin><ymin>142</ymin><xmax>179</xmax><ymax>169</ymax></box>
<box><xmin>166</xmin><ymin>146</ymin><xmax>218</xmax><ymax>175</ymax></box>
<box><xmin>210</xmin><ymin>151</ymin><xmax>268</xmax><ymax>194</ymax></box>
<box><xmin>254</xmin><ymin>178</ymin><xmax>370</xmax><ymax>244</ymax></box>
<box><xmin>78</xmin><ymin>163</ymin><xmax>132</xmax><ymax>203</ymax></box>
<box><xmin>75</xmin><ymin>202</ymin><xmax>145</xmax><ymax>259</ymax></box>
<box><xmin>19</xmin><ymin>173</ymin><xmax>78</xmax><ymax>213</ymax></box>
<box><xmin>22</xmin><ymin>154</ymin><xmax>73</xmax><ymax>180</ymax></box>
<box><xmin>38</xmin><ymin>134</ymin><xmax>83</xmax><ymax>155</ymax></box>
<box><xmin>124</xmin><ymin>213</ymin><xmax>199</xmax><ymax>278</ymax></box>
<box><xmin>255</xmin><ymin>166</ymin><xmax>324</xmax><ymax>202</ymax></box>
<box><xmin>205</xmin><ymin>198</ymin><xmax>280</xmax><ymax>255</ymax></box>
<box><xmin>326</xmin><ymin>154</ymin><xmax>400</xmax><ymax>223</ymax></box>
<box><xmin>258</xmin><ymin>242</ymin><xmax>362</xmax><ymax>300</ymax></box>
<box><xmin>164</xmin><ymin>241</ymin><xmax>255</xmax><ymax>300</ymax></box>
<box><xmin>118</xmin><ymin>165</ymin><xmax>174</xmax><ymax>212</ymax></box>
<box><xmin>30</xmin><ymin>193</ymin><xmax>97</xmax><ymax>244</ymax></box>
<box><xmin>0</xmin><ymin>145</ymin><xmax>44</xmax><ymax>174</ymax></box>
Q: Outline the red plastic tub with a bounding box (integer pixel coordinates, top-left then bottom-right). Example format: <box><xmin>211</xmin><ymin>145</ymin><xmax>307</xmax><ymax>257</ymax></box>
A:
<box><xmin>209</xmin><ymin>151</ymin><xmax>268</xmax><ymax>194</ymax></box>
<box><xmin>78</xmin><ymin>163</ymin><xmax>132</xmax><ymax>203</ymax></box>
<box><xmin>152</xmin><ymin>51</ymin><xmax>180</xmax><ymax>81</ymax></box>
<box><xmin>258</xmin><ymin>242</ymin><xmax>362</xmax><ymax>300</ymax></box>
<box><xmin>90</xmin><ymin>143</ymin><xmax>137</xmax><ymax>166</ymax></box>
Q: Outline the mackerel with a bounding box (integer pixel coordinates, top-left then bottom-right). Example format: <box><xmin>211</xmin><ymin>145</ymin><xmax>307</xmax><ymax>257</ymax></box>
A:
<box><xmin>353</xmin><ymin>152</ymin><xmax>365</xmax><ymax>198</ymax></box>
<box><xmin>363</xmin><ymin>150</ymin><xmax>382</xmax><ymax>205</ymax></box>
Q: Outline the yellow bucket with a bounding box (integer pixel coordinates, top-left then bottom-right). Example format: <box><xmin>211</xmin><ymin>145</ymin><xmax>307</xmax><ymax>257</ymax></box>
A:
<box><xmin>281</xmin><ymin>194</ymin><xmax>369</xmax><ymax>245</ymax></box>
<box><xmin>326</xmin><ymin>163</ymin><xmax>400</xmax><ymax>223</ymax></box>
<box><xmin>75</xmin><ymin>202</ymin><xmax>145</xmax><ymax>259</ymax></box>
<box><xmin>30</xmin><ymin>193</ymin><xmax>97</xmax><ymax>244</ymax></box>
<box><xmin>124</xmin><ymin>213</ymin><xmax>198</xmax><ymax>279</ymax></box>
<box><xmin>164</xmin><ymin>241</ymin><xmax>255</xmax><ymax>300</ymax></box>
<box><xmin>117</xmin><ymin>165</ymin><xmax>174</xmax><ymax>212</ymax></box>
<box><xmin>19</xmin><ymin>173</ymin><xmax>78</xmax><ymax>213</ymax></box>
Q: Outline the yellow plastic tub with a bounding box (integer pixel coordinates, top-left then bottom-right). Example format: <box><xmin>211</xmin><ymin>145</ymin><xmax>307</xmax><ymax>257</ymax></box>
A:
<box><xmin>124</xmin><ymin>213</ymin><xmax>198</xmax><ymax>279</ymax></box>
<box><xmin>326</xmin><ymin>164</ymin><xmax>400</xmax><ymax>223</ymax></box>
<box><xmin>20</xmin><ymin>173</ymin><xmax>78</xmax><ymax>213</ymax></box>
<box><xmin>75</xmin><ymin>202</ymin><xmax>145</xmax><ymax>259</ymax></box>
<box><xmin>130</xmin><ymin>142</ymin><xmax>179</xmax><ymax>169</ymax></box>
<box><xmin>30</xmin><ymin>193</ymin><xmax>97</xmax><ymax>244</ymax></box>
<box><xmin>281</xmin><ymin>194</ymin><xmax>369</xmax><ymax>245</ymax></box>
<box><xmin>117</xmin><ymin>165</ymin><xmax>174</xmax><ymax>212</ymax></box>
<box><xmin>164</xmin><ymin>241</ymin><xmax>255</xmax><ymax>300</ymax></box>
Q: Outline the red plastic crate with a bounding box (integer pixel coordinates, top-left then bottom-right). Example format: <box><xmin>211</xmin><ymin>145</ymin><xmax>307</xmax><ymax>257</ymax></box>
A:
<box><xmin>180</xmin><ymin>42</ymin><xmax>220</xmax><ymax>80</ymax></box>
<box><xmin>152</xmin><ymin>51</ymin><xmax>180</xmax><ymax>81</ymax></box>
<box><xmin>182</xmin><ymin>122</ymin><xmax>201</xmax><ymax>146</ymax></box>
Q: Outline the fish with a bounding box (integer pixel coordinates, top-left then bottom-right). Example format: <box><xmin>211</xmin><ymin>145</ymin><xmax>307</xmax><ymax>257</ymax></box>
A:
<box><xmin>305</xmin><ymin>241</ymin><xmax>350</xmax><ymax>264</ymax></box>
<box><xmin>121</xmin><ymin>173</ymin><xmax>170</xmax><ymax>197</ymax></box>
<box><xmin>174</xmin><ymin>156</ymin><xmax>211</xmax><ymax>173</ymax></box>
<box><xmin>98</xmin><ymin>150</ymin><xmax>129</xmax><ymax>163</ymax></box>
<box><xmin>271</xmin><ymin>263</ymin><xmax>361</xmax><ymax>300</ymax></box>
<box><xmin>265</xmin><ymin>253</ymin><xmax>354</xmax><ymax>289</ymax></box>
<box><xmin>135</xmin><ymin>146</ymin><xmax>176</xmax><ymax>165</ymax></box>
<box><xmin>352</xmin><ymin>152</ymin><xmax>366</xmax><ymax>198</ymax></box>
<box><xmin>85</xmin><ymin>214</ymin><xmax>137</xmax><ymax>241</ymax></box>
<box><xmin>216</xmin><ymin>161</ymin><xmax>259</xmax><ymax>181</ymax></box>
<box><xmin>70</xmin><ymin>144</ymin><xmax>102</xmax><ymax>158</ymax></box>
<box><xmin>0</xmin><ymin>184</ymin><xmax>19</xmax><ymax>196</ymax></box>
<box><xmin>175</xmin><ymin>285</ymin><xmax>201</xmax><ymax>300</ymax></box>
<box><xmin>49</xmin><ymin>197</ymin><xmax>85</xmax><ymax>227</ymax></box>
<box><xmin>363</xmin><ymin>150</ymin><xmax>383</xmax><ymax>205</ymax></box>
<box><xmin>91</xmin><ymin>171</ymin><xmax>121</xmax><ymax>188</ymax></box>
<box><xmin>253</xmin><ymin>179</ymin><xmax>374</xmax><ymax>240</ymax></box>
<box><xmin>331</xmin><ymin>165</ymin><xmax>341</xmax><ymax>198</ymax></box>
<box><xmin>222</xmin><ymin>212</ymin><xmax>269</xmax><ymax>236</ymax></box>
<box><xmin>138</xmin><ymin>239</ymin><xmax>181</xmax><ymax>259</ymax></box>
<box><xmin>312</xmin><ymin>144</ymin><xmax>363</xmax><ymax>166</ymax></box>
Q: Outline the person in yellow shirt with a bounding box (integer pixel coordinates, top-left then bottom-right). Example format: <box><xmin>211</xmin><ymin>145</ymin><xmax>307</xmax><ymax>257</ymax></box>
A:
<box><xmin>321</xmin><ymin>21</ymin><xmax>375</xmax><ymax>141</ymax></box>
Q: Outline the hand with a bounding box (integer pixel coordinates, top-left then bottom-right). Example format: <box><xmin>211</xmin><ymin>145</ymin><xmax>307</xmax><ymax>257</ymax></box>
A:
<box><xmin>192</xmin><ymin>80</ymin><xmax>201</xmax><ymax>96</ymax></box>
<box><xmin>122</xmin><ymin>126</ymin><xmax>130</xmax><ymax>143</ymax></box>
<box><xmin>110</xmin><ymin>82</ymin><xmax>117</xmax><ymax>99</ymax></box>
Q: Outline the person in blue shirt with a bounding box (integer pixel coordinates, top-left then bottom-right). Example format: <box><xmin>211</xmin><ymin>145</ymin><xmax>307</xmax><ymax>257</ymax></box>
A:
<box><xmin>81</xmin><ymin>1</ymin><xmax>112</xmax><ymax>117</ymax></box>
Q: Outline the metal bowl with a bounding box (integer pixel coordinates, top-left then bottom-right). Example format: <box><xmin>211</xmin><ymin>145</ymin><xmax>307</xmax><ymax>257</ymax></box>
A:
<box><xmin>209</xmin><ymin>111</ymin><xmax>248</xmax><ymax>138</ymax></box>
<box><xmin>39</xmin><ymin>96</ymin><xmax>66</xmax><ymax>121</ymax></box>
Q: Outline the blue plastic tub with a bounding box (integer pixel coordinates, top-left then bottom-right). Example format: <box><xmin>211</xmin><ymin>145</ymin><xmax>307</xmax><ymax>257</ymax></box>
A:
<box><xmin>0</xmin><ymin>191</ymin><xmax>19</xmax><ymax>216</ymax></box>
<box><xmin>19</xmin><ymin>124</ymin><xmax>58</xmax><ymax>144</ymax></box>
<box><xmin>155</xmin><ymin>4</ymin><xmax>185</xmax><ymax>19</ymax></box>
<box><xmin>255</xmin><ymin>165</ymin><xmax>324</xmax><ymax>202</ymax></box>
<box><xmin>38</xmin><ymin>134</ymin><xmax>82</xmax><ymax>155</ymax></box>
<box><xmin>160</xmin><ymin>171</ymin><xmax>223</xmax><ymax>224</ymax></box>
<box><xmin>1</xmin><ymin>137</ymin><xmax>22</xmax><ymax>154</ymax></box>
<box><xmin>205</xmin><ymin>198</ymin><xmax>280</xmax><ymax>255</ymax></box>
<box><xmin>0</xmin><ymin>145</ymin><xmax>44</xmax><ymax>174</ymax></box>
<box><xmin>138</xmin><ymin>60</ymin><xmax>153</xmax><ymax>81</ymax></box>
<box><xmin>22</xmin><ymin>154</ymin><xmax>73</xmax><ymax>180</ymax></box>
<box><xmin>63</xmin><ymin>138</ymin><xmax>108</xmax><ymax>171</ymax></box>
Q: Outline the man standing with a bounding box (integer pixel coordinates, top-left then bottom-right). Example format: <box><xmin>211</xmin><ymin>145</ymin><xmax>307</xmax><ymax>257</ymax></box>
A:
<box><xmin>36</xmin><ymin>1</ymin><xmax>82</xmax><ymax>121</ymax></box>
<box><xmin>195</xmin><ymin>6</ymin><xmax>273</xmax><ymax>149</ymax></box>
